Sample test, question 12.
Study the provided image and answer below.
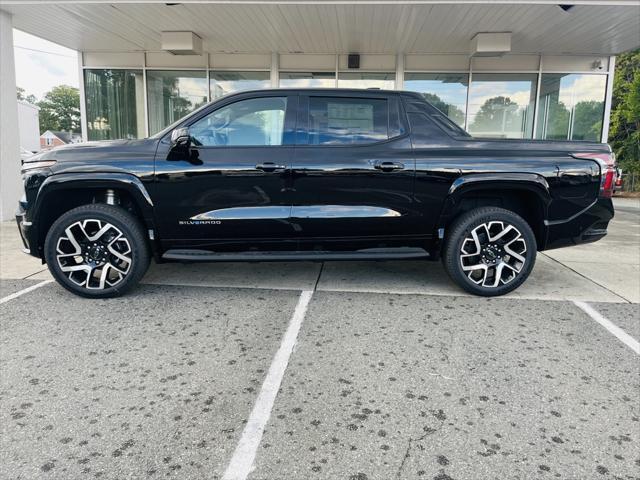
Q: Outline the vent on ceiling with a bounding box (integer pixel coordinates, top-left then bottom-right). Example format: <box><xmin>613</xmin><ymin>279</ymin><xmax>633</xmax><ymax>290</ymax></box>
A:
<box><xmin>470</xmin><ymin>32</ymin><xmax>511</xmax><ymax>57</ymax></box>
<box><xmin>161</xmin><ymin>31</ymin><xmax>202</xmax><ymax>56</ymax></box>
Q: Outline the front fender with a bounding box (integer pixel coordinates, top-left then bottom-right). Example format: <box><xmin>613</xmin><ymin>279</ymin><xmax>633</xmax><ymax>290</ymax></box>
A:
<box><xmin>29</xmin><ymin>173</ymin><xmax>156</xmax><ymax>255</ymax></box>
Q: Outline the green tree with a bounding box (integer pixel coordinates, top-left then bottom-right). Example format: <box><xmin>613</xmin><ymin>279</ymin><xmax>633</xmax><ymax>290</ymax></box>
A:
<box><xmin>537</xmin><ymin>96</ymin><xmax>570</xmax><ymax>140</ymax></box>
<box><xmin>16</xmin><ymin>87</ymin><xmax>38</xmax><ymax>105</ymax></box>
<box><xmin>37</xmin><ymin>85</ymin><xmax>81</xmax><ymax>134</ymax></box>
<box><xmin>471</xmin><ymin>96</ymin><xmax>521</xmax><ymax>135</ymax></box>
<box><xmin>573</xmin><ymin>100</ymin><xmax>604</xmax><ymax>141</ymax></box>
<box><xmin>609</xmin><ymin>49</ymin><xmax>640</xmax><ymax>173</ymax></box>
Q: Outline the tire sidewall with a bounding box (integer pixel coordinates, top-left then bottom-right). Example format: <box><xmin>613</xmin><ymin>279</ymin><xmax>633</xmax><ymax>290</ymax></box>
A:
<box><xmin>44</xmin><ymin>205</ymin><xmax>149</xmax><ymax>298</ymax></box>
<box><xmin>444</xmin><ymin>208</ymin><xmax>537</xmax><ymax>297</ymax></box>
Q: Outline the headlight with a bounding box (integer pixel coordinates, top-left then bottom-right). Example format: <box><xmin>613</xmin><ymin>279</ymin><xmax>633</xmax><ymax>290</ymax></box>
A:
<box><xmin>21</xmin><ymin>160</ymin><xmax>57</xmax><ymax>173</ymax></box>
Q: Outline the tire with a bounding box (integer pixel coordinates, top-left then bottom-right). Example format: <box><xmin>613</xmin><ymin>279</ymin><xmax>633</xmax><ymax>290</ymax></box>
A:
<box><xmin>442</xmin><ymin>207</ymin><xmax>537</xmax><ymax>297</ymax></box>
<box><xmin>44</xmin><ymin>204</ymin><xmax>150</xmax><ymax>298</ymax></box>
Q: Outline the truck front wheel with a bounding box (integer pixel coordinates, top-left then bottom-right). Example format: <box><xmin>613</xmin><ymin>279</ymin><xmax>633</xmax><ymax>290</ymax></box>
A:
<box><xmin>44</xmin><ymin>204</ymin><xmax>150</xmax><ymax>298</ymax></box>
<box><xmin>442</xmin><ymin>207</ymin><xmax>537</xmax><ymax>296</ymax></box>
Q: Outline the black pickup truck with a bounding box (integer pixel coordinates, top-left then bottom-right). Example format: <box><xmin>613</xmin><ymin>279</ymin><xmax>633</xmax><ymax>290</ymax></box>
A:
<box><xmin>16</xmin><ymin>88</ymin><xmax>615</xmax><ymax>298</ymax></box>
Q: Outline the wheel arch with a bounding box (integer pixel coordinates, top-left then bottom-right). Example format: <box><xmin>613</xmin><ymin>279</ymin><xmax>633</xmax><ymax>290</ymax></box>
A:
<box><xmin>438</xmin><ymin>173</ymin><xmax>552</xmax><ymax>250</ymax></box>
<box><xmin>31</xmin><ymin>173</ymin><xmax>157</xmax><ymax>259</ymax></box>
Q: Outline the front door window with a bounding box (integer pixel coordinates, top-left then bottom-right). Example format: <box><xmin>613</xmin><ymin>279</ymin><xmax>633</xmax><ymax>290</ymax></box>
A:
<box><xmin>190</xmin><ymin>97</ymin><xmax>287</xmax><ymax>147</ymax></box>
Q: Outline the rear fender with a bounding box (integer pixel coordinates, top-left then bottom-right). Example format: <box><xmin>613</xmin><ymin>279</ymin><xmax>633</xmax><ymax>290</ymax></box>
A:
<box><xmin>437</xmin><ymin>173</ymin><xmax>553</xmax><ymax>243</ymax></box>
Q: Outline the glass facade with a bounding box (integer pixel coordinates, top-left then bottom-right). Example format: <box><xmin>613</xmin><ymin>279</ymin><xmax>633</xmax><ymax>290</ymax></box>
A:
<box><xmin>146</xmin><ymin>70</ymin><xmax>208</xmax><ymax>135</ymax></box>
<box><xmin>337</xmin><ymin>72</ymin><xmax>395</xmax><ymax>90</ymax></box>
<box><xmin>84</xmin><ymin>69</ymin><xmax>145</xmax><ymax>140</ymax></box>
<box><xmin>280</xmin><ymin>72</ymin><xmax>335</xmax><ymax>88</ymax></box>
<box><xmin>82</xmin><ymin>63</ymin><xmax>609</xmax><ymax>143</ymax></box>
<box><xmin>210</xmin><ymin>71</ymin><xmax>270</xmax><ymax>99</ymax></box>
<box><xmin>536</xmin><ymin>73</ymin><xmax>606</xmax><ymax>141</ymax></box>
<box><xmin>404</xmin><ymin>73</ymin><xmax>469</xmax><ymax>127</ymax></box>
<box><xmin>467</xmin><ymin>74</ymin><xmax>537</xmax><ymax>139</ymax></box>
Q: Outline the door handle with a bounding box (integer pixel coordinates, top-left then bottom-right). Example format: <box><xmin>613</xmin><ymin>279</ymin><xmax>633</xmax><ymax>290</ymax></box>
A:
<box><xmin>256</xmin><ymin>162</ymin><xmax>287</xmax><ymax>172</ymax></box>
<box><xmin>374</xmin><ymin>161</ymin><xmax>404</xmax><ymax>172</ymax></box>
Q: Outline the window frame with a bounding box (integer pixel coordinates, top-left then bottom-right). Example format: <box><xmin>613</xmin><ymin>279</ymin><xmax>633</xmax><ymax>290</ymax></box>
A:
<box><xmin>145</xmin><ymin>69</ymin><xmax>209</xmax><ymax>136</ymax></box>
<box><xmin>169</xmin><ymin>91</ymin><xmax>298</xmax><ymax>149</ymax></box>
<box><xmin>209</xmin><ymin>70</ymin><xmax>271</xmax><ymax>100</ymax></box>
<box><xmin>535</xmin><ymin>72</ymin><xmax>607</xmax><ymax>142</ymax></box>
<box><xmin>279</xmin><ymin>71</ymin><xmax>337</xmax><ymax>88</ymax></box>
<box><xmin>83</xmin><ymin>68</ymin><xmax>145</xmax><ymax>141</ymax></box>
<box><xmin>402</xmin><ymin>72</ymin><xmax>470</xmax><ymax>129</ymax></box>
<box><xmin>295</xmin><ymin>91</ymin><xmax>409</xmax><ymax>148</ymax></box>
<box><xmin>336</xmin><ymin>71</ymin><xmax>396</xmax><ymax>90</ymax></box>
<box><xmin>465</xmin><ymin>72</ymin><xmax>539</xmax><ymax>140</ymax></box>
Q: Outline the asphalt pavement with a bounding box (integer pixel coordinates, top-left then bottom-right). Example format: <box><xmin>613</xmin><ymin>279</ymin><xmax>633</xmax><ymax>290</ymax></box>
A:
<box><xmin>0</xmin><ymin>198</ymin><xmax>638</xmax><ymax>480</ymax></box>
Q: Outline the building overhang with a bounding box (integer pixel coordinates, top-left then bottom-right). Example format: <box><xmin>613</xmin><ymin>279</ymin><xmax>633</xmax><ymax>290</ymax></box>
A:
<box><xmin>1</xmin><ymin>1</ymin><xmax>638</xmax><ymax>55</ymax></box>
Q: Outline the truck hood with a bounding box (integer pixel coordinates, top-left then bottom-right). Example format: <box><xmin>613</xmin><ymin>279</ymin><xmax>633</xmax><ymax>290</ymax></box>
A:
<box><xmin>25</xmin><ymin>138</ymin><xmax>159</xmax><ymax>163</ymax></box>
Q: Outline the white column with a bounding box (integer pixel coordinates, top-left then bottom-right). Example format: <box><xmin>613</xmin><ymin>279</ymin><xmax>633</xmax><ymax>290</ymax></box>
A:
<box><xmin>77</xmin><ymin>52</ymin><xmax>88</xmax><ymax>142</ymax></box>
<box><xmin>0</xmin><ymin>10</ymin><xmax>22</xmax><ymax>221</ymax></box>
<box><xmin>395</xmin><ymin>53</ymin><xmax>404</xmax><ymax>90</ymax></box>
<box><xmin>531</xmin><ymin>55</ymin><xmax>543</xmax><ymax>139</ymax></box>
<box><xmin>141</xmin><ymin>52</ymin><xmax>149</xmax><ymax>137</ymax></box>
<box><xmin>270</xmin><ymin>52</ymin><xmax>279</xmax><ymax>88</ymax></box>
<box><xmin>601</xmin><ymin>55</ymin><xmax>616</xmax><ymax>144</ymax></box>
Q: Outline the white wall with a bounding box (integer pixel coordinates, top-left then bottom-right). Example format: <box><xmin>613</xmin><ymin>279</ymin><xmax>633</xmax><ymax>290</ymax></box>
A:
<box><xmin>18</xmin><ymin>101</ymin><xmax>40</xmax><ymax>152</ymax></box>
<box><xmin>0</xmin><ymin>10</ymin><xmax>22</xmax><ymax>221</ymax></box>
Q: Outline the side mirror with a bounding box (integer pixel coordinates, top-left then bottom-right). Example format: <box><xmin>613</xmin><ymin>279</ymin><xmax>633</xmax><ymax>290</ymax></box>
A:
<box><xmin>170</xmin><ymin>127</ymin><xmax>191</xmax><ymax>148</ymax></box>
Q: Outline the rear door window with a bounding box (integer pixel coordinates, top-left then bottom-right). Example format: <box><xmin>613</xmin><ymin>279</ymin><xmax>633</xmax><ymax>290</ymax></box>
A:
<box><xmin>307</xmin><ymin>96</ymin><xmax>389</xmax><ymax>145</ymax></box>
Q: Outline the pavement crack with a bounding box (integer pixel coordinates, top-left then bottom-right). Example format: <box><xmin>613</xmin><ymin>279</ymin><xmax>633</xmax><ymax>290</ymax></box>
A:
<box><xmin>313</xmin><ymin>262</ymin><xmax>324</xmax><ymax>291</ymax></box>
<box><xmin>395</xmin><ymin>414</ymin><xmax>446</xmax><ymax>479</ymax></box>
<box><xmin>222</xmin><ymin>315</ymin><xmax>230</xmax><ymax>344</ymax></box>
<box><xmin>22</xmin><ymin>268</ymin><xmax>49</xmax><ymax>280</ymax></box>
<box><xmin>540</xmin><ymin>253</ymin><xmax>631</xmax><ymax>303</ymax></box>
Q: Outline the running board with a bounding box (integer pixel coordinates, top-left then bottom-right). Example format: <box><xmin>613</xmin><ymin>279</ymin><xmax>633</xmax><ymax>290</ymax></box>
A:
<box><xmin>162</xmin><ymin>247</ymin><xmax>429</xmax><ymax>262</ymax></box>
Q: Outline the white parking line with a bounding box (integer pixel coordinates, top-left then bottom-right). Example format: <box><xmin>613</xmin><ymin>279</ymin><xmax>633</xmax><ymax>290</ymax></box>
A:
<box><xmin>0</xmin><ymin>280</ymin><xmax>53</xmax><ymax>305</ymax></box>
<box><xmin>221</xmin><ymin>289</ymin><xmax>314</xmax><ymax>480</ymax></box>
<box><xmin>574</xmin><ymin>301</ymin><xmax>640</xmax><ymax>355</ymax></box>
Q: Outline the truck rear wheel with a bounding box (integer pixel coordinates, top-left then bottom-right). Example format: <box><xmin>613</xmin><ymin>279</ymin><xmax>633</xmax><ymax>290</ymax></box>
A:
<box><xmin>44</xmin><ymin>204</ymin><xmax>150</xmax><ymax>298</ymax></box>
<box><xmin>442</xmin><ymin>207</ymin><xmax>536</xmax><ymax>296</ymax></box>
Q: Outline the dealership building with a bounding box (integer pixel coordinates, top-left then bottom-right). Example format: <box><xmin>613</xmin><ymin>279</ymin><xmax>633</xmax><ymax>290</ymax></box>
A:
<box><xmin>1</xmin><ymin>0</ymin><xmax>639</xmax><ymax>219</ymax></box>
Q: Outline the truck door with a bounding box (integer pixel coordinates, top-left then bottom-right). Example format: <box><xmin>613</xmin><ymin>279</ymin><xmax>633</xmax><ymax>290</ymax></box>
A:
<box><xmin>151</xmin><ymin>93</ymin><xmax>297</xmax><ymax>251</ymax></box>
<box><xmin>290</xmin><ymin>92</ymin><xmax>416</xmax><ymax>250</ymax></box>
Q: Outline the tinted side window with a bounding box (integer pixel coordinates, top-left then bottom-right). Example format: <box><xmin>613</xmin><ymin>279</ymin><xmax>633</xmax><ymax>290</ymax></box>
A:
<box><xmin>190</xmin><ymin>97</ymin><xmax>287</xmax><ymax>147</ymax></box>
<box><xmin>307</xmin><ymin>97</ymin><xmax>388</xmax><ymax>145</ymax></box>
<box><xmin>407</xmin><ymin>112</ymin><xmax>447</xmax><ymax>146</ymax></box>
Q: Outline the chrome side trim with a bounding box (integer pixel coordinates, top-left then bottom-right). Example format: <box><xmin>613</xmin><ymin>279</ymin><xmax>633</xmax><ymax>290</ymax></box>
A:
<box><xmin>191</xmin><ymin>206</ymin><xmax>291</xmax><ymax>221</ymax></box>
<box><xmin>190</xmin><ymin>205</ymin><xmax>402</xmax><ymax>221</ymax></box>
<box><xmin>291</xmin><ymin>205</ymin><xmax>401</xmax><ymax>218</ymax></box>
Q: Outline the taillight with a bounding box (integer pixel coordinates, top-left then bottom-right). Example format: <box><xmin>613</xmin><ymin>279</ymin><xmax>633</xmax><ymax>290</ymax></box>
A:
<box><xmin>571</xmin><ymin>152</ymin><xmax>616</xmax><ymax>198</ymax></box>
